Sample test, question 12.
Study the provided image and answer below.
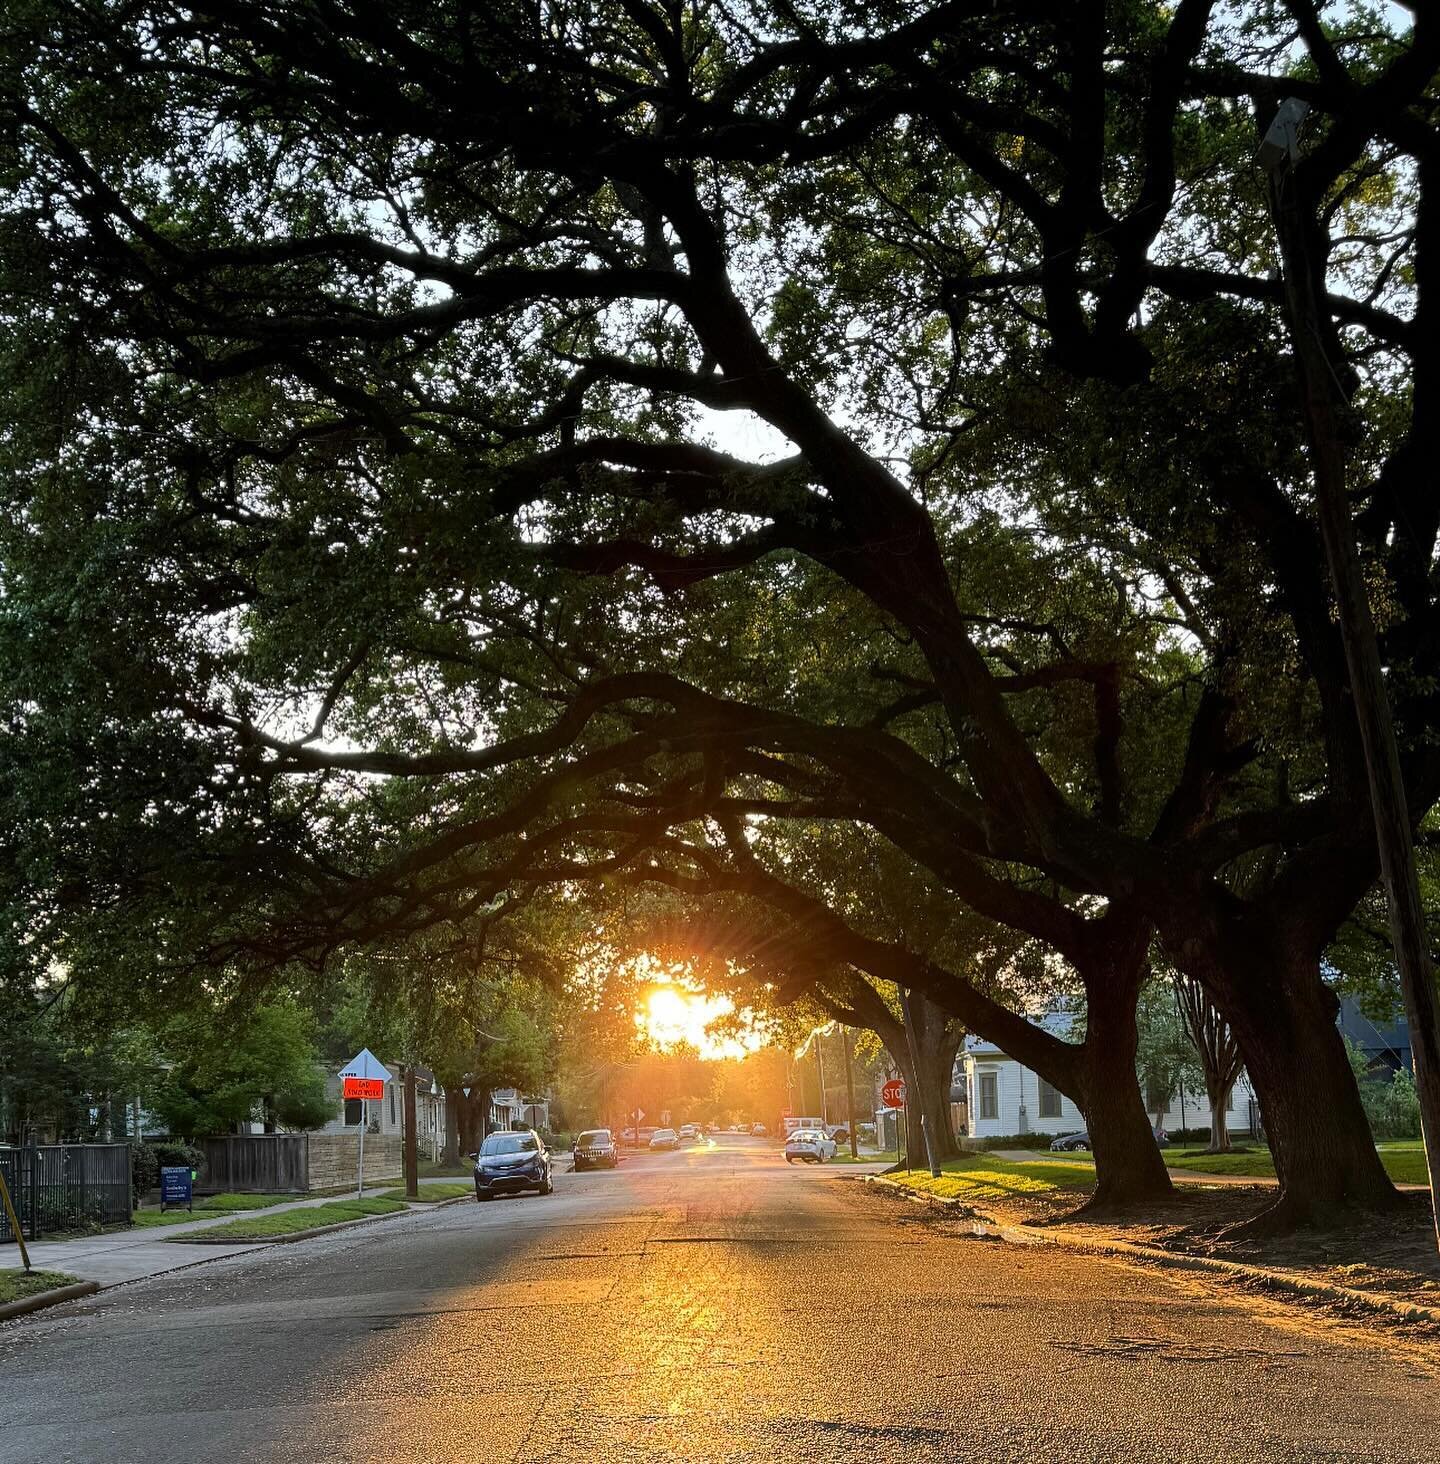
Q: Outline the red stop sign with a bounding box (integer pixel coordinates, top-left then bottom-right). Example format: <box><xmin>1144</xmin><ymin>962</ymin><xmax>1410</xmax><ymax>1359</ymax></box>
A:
<box><xmin>881</xmin><ymin>1078</ymin><xmax>906</xmax><ymax>1108</ymax></box>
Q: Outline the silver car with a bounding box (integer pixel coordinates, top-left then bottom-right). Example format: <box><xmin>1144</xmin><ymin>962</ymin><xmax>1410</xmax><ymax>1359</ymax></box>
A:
<box><xmin>784</xmin><ymin>1128</ymin><xmax>837</xmax><ymax>1164</ymax></box>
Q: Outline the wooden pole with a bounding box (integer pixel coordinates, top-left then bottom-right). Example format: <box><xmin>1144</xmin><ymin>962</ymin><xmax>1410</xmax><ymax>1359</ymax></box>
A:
<box><xmin>0</xmin><ymin>1168</ymin><xmax>31</xmax><ymax>1271</ymax></box>
<box><xmin>403</xmin><ymin>1065</ymin><xmax>419</xmax><ymax>1200</ymax></box>
<box><xmin>844</xmin><ymin>1028</ymin><xmax>859</xmax><ymax>1159</ymax></box>
<box><xmin>1266</xmin><ymin>135</ymin><xmax>1440</xmax><ymax>1250</ymax></box>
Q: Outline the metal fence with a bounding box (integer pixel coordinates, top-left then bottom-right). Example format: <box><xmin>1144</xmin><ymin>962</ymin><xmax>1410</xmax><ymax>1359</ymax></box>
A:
<box><xmin>0</xmin><ymin>1144</ymin><xmax>133</xmax><ymax>1241</ymax></box>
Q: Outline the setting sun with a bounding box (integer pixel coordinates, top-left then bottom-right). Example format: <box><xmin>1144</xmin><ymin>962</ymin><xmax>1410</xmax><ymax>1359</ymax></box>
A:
<box><xmin>641</xmin><ymin>983</ymin><xmax>757</xmax><ymax>1059</ymax></box>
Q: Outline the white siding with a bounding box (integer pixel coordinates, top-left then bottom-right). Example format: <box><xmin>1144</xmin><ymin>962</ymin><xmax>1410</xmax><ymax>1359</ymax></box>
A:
<box><xmin>963</xmin><ymin>1057</ymin><xmax>1084</xmax><ymax>1138</ymax></box>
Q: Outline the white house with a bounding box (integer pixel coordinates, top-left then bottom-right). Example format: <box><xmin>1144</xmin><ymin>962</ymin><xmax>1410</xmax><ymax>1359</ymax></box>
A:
<box><xmin>960</xmin><ymin>1013</ymin><xmax>1260</xmax><ymax>1140</ymax></box>
<box><xmin>962</xmin><ymin>1015</ymin><xmax>1087</xmax><ymax>1139</ymax></box>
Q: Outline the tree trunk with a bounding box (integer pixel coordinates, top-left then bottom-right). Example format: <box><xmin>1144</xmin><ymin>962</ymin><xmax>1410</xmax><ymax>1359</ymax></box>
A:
<box><xmin>441</xmin><ymin>1086</ymin><xmax>461</xmax><ymax>1167</ymax></box>
<box><xmin>1077</xmin><ymin>975</ymin><xmax>1175</xmax><ymax>1211</ymax></box>
<box><xmin>1176</xmin><ymin>927</ymin><xmax>1399</xmax><ymax>1229</ymax></box>
<box><xmin>1206</xmin><ymin>1085</ymin><xmax>1232</xmax><ymax>1154</ymax></box>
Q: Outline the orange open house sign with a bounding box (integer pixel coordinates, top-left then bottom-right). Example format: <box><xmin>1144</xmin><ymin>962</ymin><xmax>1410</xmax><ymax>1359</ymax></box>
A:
<box><xmin>343</xmin><ymin>1076</ymin><xmax>385</xmax><ymax>1101</ymax></box>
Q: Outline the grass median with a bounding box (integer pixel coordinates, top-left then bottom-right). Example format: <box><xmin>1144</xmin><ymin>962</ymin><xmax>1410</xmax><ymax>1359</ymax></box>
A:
<box><xmin>131</xmin><ymin>1192</ymin><xmax>296</xmax><ymax>1228</ymax></box>
<box><xmin>886</xmin><ymin>1152</ymin><xmax>1096</xmax><ymax>1204</ymax></box>
<box><xmin>164</xmin><ymin>1195</ymin><xmax>409</xmax><ymax>1243</ymax></box>
<box><xmin>376</xmin><ymin>1182</ymin><xmax>473</xmax><ymax>1202</ymax></box>
<box><xmin>0</xmin><ymin>1268</ymin><xmax>83</xmax><ymax>1305</ymax></box>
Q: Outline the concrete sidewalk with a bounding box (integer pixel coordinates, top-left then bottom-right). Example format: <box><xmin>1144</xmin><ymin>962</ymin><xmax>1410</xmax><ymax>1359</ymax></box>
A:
<box><xmin>11</xmin><ymin>1178</ymin><xmax>466</xmax><ymax>1289</ymax></box>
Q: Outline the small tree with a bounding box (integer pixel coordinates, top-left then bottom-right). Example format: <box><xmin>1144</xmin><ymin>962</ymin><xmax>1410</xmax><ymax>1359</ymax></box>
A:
<box><xmin>1174</xmin><ymin>977</ymin><xmax>1246</xmax><ymax>1154</ymax></box>
<box><xmin>151</xmin><ymin>1002</ymin><xmax>332</xmax><ymax>1138</ymax></box>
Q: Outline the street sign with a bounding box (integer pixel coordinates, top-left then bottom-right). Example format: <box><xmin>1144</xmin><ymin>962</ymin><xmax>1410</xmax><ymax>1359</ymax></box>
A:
<box><xmin>881</xmin><ymin>1078</ymin><xmax>907</xmax><ymax>1108</ymax></box>
<box><xmin>160</xmin><ymin>1166</ymin><xmax>193</xmax><ymax>1214</ymax></box>
<box><xmin>338</xmin><ymin>1047</ymin><xmax>389</xmax><ymax>1082</ymax></box>
<box><xmin>343</xmin><ymin>1076</ymin><xmax>384</xmax><ymax>1101</ymax></box>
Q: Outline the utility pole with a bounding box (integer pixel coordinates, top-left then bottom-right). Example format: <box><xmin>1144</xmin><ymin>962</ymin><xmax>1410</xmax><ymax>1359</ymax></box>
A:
<box><xmin>898</xmin><ymin>986</ymin><xmax>941</xmax><ymax>1178</ymax></box>
<box><xmin>403</xmin><ymin>1065</ymin><xmax>419</xmax><ymax>1200</ymax></box>
<box><xmin>843</xmin><ymin>1028</ymin><xmax>859</xmax><ymax>1159</ymax></box>
<box><xmin>1263</xmin><ymin>99</ymin><xmax>1440</xmax><ymax>1251</ymax></box>
<box><xmin>815</xmin><ymin>1029</ymin><xmax>828</xmax><ymax>1124</ymax></box>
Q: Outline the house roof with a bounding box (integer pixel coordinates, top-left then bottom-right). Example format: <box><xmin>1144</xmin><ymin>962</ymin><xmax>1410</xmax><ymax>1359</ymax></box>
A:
<box><xmin>964</xmin><ymin>1011</ymin><xmax>1077</xmax><ymax>1058</ymax></box>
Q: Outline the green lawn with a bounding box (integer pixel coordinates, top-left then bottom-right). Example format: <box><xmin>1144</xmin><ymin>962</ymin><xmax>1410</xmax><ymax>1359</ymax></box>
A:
<box><xmin>829</xmin><ymin>1150</ymin><xmax>898</xmax><ymax>1165</ymax></box>
<box><xmin>376</xmin><ymin>1182</ymin><xmax>472</xmax><ymax>1202</ymax></box>
<box><xmin>418</xmin><ymin>1159</ymin><xmax>471</xmax><ymax>1179</ymax></box>
<box><xmin>131</xmin><ymin>1192</ymin><xmax>295</xmax><ymax>1227</ymax></box>
<box><xmin>968</xmin><ymin>1142</ymin><xmax>1431</xmax><ymax>1187</ymax></box>
<box><xmin>0</xmin><ymin>1268</ymin><xmax>83</xmax><ymax>1305</ymax></box>
<box><xmin>165</xmin><ymin>1196</ymin><xmax>408</xmax><ymax>1242</ymax></box>
<box><xmin>889</xmin><ymin>1152</ymin><xmax>1096</xmax><ymax>1204</ymax></box>
<box><xmin>1165</xmin><ymin>1143</ymin><xmax>1428</xmax><ymax>1186</ymax></box>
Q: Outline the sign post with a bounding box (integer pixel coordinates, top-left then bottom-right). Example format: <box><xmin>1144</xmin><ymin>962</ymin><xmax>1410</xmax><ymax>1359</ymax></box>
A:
<box><xmin>881</xmin><ymin>1078</ymin><xmax>907</xmax><ymax>1170</ymax></box>
<box><xmin>339</xmin><ymin>1049</ymin><xmax>389</xmax><ymax>1199</ymax></box>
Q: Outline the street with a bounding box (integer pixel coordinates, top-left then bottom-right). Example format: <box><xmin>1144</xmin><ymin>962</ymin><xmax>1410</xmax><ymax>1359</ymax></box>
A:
<box><xmin>2</xmin><ymin>1135</ymin><xmax>1436</xmax><ymax>1463</ymax></box>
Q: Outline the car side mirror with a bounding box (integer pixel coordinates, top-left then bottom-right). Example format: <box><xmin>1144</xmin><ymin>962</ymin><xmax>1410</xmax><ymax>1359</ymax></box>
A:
<box><xmin>466</xmin><ymin>1152</ymin><xmax>478</xmax><ymax>1160</ymax></box>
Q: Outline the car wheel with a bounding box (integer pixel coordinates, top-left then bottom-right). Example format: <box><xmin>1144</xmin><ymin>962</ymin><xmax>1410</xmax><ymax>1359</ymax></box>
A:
<box><xmin>539</xmin><ymin>1177</ymin><xmax>554</xmax><ymax>1196</ymax></box>
<box><xmin>785</xmin><ymin>1155</ymin><xmax>794</xmax><ymax>1164</ymax></box>
<box><xmin>476</xmin><ymin>1192</ymin><xmax>491</xmax><ymax>1202</ymax></box>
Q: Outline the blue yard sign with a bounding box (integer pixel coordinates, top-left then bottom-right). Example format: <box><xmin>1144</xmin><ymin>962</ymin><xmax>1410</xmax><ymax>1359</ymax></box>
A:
<box><xmin>160</xmin><ymin>1165</ymin><xmax>193</xmax><ymax>1213</ymax></box>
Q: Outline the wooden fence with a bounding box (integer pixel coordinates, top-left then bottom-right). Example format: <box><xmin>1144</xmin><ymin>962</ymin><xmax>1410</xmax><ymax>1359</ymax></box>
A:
<box><xmin>195</xmin><ymin>1133</ymin><xmax>404</xmax><ymax>1192</ymax></box>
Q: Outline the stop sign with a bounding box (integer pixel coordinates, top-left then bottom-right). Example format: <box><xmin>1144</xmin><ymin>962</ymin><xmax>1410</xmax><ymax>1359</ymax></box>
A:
<box><xmin>881</xmin><ymin>1078</ymin><xmax>906</xmax><ymax>1108</ymax></box>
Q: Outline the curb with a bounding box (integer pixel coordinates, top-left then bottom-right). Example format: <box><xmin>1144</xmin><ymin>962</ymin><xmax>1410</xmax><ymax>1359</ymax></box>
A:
<box><xmin>0</xmin><ymin>1280</ymin><xmax>100</xmax><ymax>1322</ymax></box>
<box><xmin>867</xmin><ymin>1176</ymin><xmax>1440</xmax><ymax>1329</ymax></box>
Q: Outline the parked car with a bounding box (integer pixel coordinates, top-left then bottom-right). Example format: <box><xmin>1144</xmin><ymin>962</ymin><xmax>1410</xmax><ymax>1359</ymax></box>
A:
<box><xmin>826</xmin><ymin>1124</ymin><xmax>850</xmax><ymax>1144</ymax></box>
<box><xmin>785</xmin><ymin>1128</ymin><xmax>838</xmax><ymax>1164</ymax></box>
<box><xmin>649</xmin><ymin>1127</ymin><xmax>679</xmax><ymax>1150</ymax></box>
<box><xmin>572</xmin><ymin>1129</ymin><xmax>619</xmax><ymax>1171</ymax></box>
<box><xmin>474</xmin><ymin>1130</ymin><xmax>553</xmax><ymax>1199</ymax></box>
<box><xmin>1050</xmin><ymin>1129</ymin><xmax>1171</xmax><ymax>1152</ymax></box>
<box><xmin>678</xmin><ymin>1123</ymin><xmax>700</xmax><ymax>1142</ymax></box>
<box><xmin>750</xmin><ymin>1122</ymin><xmax>767</xmax><ymax>1136</ymax></box>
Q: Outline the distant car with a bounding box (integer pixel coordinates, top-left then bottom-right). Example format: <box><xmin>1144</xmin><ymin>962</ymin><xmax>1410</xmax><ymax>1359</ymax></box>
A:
<box><xmin>649</xmin><ymin>1128</ymin><xmax>679</xmax><ymax>1150</ymax></box>
<box><xmin>678</xmin><ymin>1123</ymin><xmax>700</xmax><ymax>1142</ymax></box>
<box><xmin>750</xmin><ymin>1122</ymin><xmax>767</xmax><ymax>1136</ymax></box>
<box><xmin>474</xmin><ymin>1130</ymin><xmax>552</xmax><ymax>1199</ymax></box>
<box><xmin>572</xmin><ymin>1129</ymin><xmax>619</xmax><ymax>1171</ymax></box>
<box><xmin>785</xmin><ymin>1128</ymin><xmax>837</xmax><ymax>1164</ymax></box>
<box><xmin>826</xmin><ymin>1124</ymin><xmax>850</xmax><ymax>1144</ymax></box>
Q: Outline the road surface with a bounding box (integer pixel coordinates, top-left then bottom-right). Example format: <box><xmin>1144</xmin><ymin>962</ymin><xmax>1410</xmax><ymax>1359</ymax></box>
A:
<box><xmin>2</xmin><ymin>1134</ymin><xmax>1436</xmax><ymax>1462</ymax></box>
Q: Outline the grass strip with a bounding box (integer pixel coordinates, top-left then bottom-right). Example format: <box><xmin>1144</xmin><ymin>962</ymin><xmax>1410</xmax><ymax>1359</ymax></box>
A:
<box><xmin>376</xmin><ymin>1182</ymin><xmax>473</xmax><ymax>1202</ymax></box>
<box><xmin>164</xmin><ymin>1196</ymin><xmax>408</xmax><ymax>1243</ymax></box>
<box><xmin>131</xmin><ymin>1192</ymin><xmax>298</xmax><ymax>1228</ymax></box>
<box><xmin>887</xmin><ymin>1152</ymin><xmax>1095</xmax><ymax>1204</ymax></box>
<box><xmin>0</xmin><ymin>1268</ymin><xmax>82</xmax><ymax>1305</ymax></box>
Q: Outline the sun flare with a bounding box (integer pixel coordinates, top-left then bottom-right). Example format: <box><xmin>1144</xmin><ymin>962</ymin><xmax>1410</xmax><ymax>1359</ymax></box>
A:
<box><xmin>641</xmin><ymin>983</ymin><xmax>757</xmax><ymax>1059</ymax></box>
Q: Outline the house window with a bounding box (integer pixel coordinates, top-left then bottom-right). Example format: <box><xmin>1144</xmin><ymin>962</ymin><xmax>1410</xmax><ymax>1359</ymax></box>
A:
<box><xmin>978</xmin><ymin>1071</ymin><xmax>999</xmax><ymax>1121</ymax></box>
<box><xmin>1038</xmin><ymin>1077</ymin><xmax>1062</xmax><ymax>1119</ymax></box>
<box><xmin>1226</xmin><ymin>1085</ymin><xmax>1235</xmax><ymax>1112</ymax></box>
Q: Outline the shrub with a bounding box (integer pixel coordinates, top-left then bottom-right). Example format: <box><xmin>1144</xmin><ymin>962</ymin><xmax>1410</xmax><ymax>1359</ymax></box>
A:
<box><xmin>964</xmin><ymin>1132</ymin><xmax>1063</xmax><ymax>1151</ymax></box>
<box><xmin>131</xmin><ymin>1140</ymin><xmax>206</xmax><ymax>1200</ymax></box>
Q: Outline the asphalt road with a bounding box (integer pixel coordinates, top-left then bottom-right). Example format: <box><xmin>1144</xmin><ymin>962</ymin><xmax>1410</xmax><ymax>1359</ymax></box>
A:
<box><xmin>3</xmin><ymin>1135</ymin><xmax>1437</xmax><ymax>1463</ymax></box>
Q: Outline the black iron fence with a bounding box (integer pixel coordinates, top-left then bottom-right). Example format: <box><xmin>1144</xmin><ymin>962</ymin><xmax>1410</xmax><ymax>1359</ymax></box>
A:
<box><xmin>0</xmin><ymin>1143</ymin><xmax>133</xmax><ymax>1240</ymax></box>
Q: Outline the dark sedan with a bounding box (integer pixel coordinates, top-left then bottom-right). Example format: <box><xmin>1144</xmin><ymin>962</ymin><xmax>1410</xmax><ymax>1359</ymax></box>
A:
<box><xmin>474</xmin><ymin>1130</ymin><xmax>553</xmax><ymax>1199</ymax></box>
<box><xmin>572</xmin><ymin>1128</ymin><xmax>619</xmax><ymax>1171</ymax></box>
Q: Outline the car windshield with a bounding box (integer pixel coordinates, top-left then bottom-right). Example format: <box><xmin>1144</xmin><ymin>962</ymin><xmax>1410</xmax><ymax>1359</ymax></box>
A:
<box><xmin>480</xmin><ymin>1133</ymin><xmax>538</xmax><ymax>1156</ymax></box>
<box><xmin>577</xmin><ymin>1131</ymin><xmax>610</xmax><ymax>1145</ymax></box>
